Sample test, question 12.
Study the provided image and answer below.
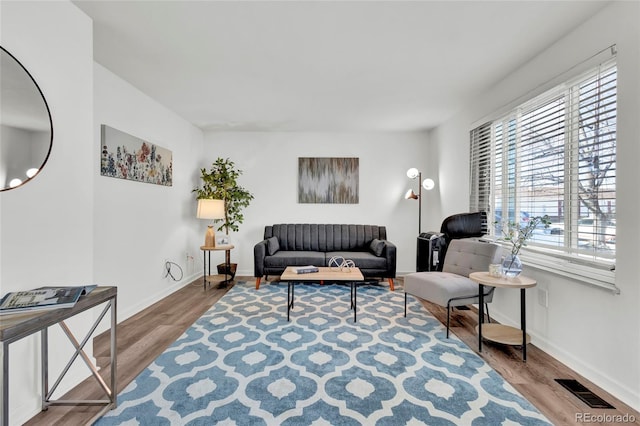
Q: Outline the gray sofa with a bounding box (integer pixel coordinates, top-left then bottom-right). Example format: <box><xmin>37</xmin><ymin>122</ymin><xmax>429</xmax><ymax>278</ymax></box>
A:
<box><xmin>254</xmin><ymin>224</ymin><xmax>397</xmax><ymax>290</ymax></box>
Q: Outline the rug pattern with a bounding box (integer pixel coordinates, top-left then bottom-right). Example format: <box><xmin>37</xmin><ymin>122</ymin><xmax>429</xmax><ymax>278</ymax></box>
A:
<box><xmin>95</xmin><ymin>281</ymin><xmax>551</xmax><ymax>425</ymax></box>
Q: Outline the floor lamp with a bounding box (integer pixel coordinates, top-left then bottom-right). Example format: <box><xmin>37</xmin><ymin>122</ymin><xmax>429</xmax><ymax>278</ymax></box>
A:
<box><xmin>197</xmin><ymin>199</ymin><xmax>225</xmax><ymax>247</ymax></box>
<box><xmin>405</xmin><ymin>168</ymin><xmax>435</xmax><ymax>234</ymax></box>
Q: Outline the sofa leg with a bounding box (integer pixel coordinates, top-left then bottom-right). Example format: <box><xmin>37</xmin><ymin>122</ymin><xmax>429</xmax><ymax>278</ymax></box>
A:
<box><xmin>388</xmin><ymin>278</ymin><xmax>394</xmax><ymax>291</ymax></box>
<box><xmin>255</xmin><ymin>277</ymin><xmax>261</xmax><ymax>289</ymax></box>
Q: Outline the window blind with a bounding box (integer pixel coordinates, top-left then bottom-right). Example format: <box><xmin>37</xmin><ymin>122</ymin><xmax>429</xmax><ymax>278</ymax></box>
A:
<box><xmin>469</xmin><ymin>58</ymin><xmax>617</xmax><ymax>288</ymax></box>
<box><xmin>469</xmin><ymin>122</ymin><xmax>492</xmax><ymax>214</ymax></box>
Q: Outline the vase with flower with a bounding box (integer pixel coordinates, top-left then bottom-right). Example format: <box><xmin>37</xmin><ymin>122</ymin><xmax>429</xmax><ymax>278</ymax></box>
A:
<box><xmin>498</xmin><ymin>214</ymin><xmax>551</xmax><ymax>277</ymax></box>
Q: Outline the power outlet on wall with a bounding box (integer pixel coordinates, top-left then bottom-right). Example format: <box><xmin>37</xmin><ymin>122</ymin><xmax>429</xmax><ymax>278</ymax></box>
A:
<box><xmin>185</xmin><ymin>252</ymin><xmax>194</xmax><ymax>274</ymax></box>
<box><xmin>537</xmin><ymin>288</ymin><xmax>549</xmax><ymax>308</ymax></box>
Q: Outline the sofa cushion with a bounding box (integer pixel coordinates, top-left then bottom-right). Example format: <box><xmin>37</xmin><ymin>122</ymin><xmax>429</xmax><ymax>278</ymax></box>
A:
<box><xmin>264</xmin><ymin>251</ymin><xmax>325</xmax><ymax>268</ymax></box>
<box><xmin>326</xmin><ymin>251</ymin><xmax>387</xmax><ymax>270</ymax></box>
<box><xmin>266</xmin><ymin>236</ymin><xmax>280</xmax><ymax>255</ymax></box>
<box><xmin>369</xmin><ymin>238</ymin><xmax>385</xmax><ymax>256</ymax></box>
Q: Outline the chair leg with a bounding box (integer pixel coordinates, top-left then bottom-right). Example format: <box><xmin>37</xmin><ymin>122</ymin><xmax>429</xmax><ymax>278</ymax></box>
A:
<box><xmin>485</xmin><ymin>303</ymin><xmax>491</xmax><ymax>323</ymax></box>
<box><xmin>388</xmin><ymin>278</ymin><xmax>395</xmax><ymax>291</ymax></box>
<box><xmin>446</xmin><ymin>303</ymin><xmax>451</xmax><ymax>338</ymax></box>
<box><xmin>255</xmin><ymin>277</ymin><xmax>261</xmax><ymax>289</ymax></box>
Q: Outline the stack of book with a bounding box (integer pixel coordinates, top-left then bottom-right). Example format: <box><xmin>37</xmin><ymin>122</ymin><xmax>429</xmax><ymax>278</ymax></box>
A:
<box><xmin>292</xmin><ymin>265</ymin><xmax>319</xmax><ymax>274</ymax></box>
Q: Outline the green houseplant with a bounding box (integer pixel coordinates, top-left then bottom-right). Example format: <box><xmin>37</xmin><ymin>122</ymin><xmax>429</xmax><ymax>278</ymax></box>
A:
<box><xmin>498</xmin><ymin>214</ymin><xmax>551</xmax><ymax>277</ymax></box>
<box><xmin>193</xmin><ymin>158</ymin><xmax>254</xmax><ymax>277</ymax></box>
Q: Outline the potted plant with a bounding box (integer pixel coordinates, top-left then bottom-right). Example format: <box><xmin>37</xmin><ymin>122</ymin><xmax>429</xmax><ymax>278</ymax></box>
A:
<box><xmin>498</xmin><ymin>214</ymin><xmax>551</xmax><ymax>277</ymax></box>
<box><xmin>193</xmin><ymin>158</ymin><xmax>254</xmax><ymax>278</ymax></box>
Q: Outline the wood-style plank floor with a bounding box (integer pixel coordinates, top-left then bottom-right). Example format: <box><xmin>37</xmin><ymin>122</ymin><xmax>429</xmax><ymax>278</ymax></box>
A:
<box><xmin>25</xmin><ymin>277</ymin><xmax>639</xmax><ymax>425</ymax></box>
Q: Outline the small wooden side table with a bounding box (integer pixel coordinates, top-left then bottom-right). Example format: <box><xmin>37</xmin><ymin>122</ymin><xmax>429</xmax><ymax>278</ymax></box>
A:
<box><xmin>469</xmin><ymin>271</ymin><xmax>537</xmax><ymax>362</ymax></box>
<box><xmin>200</xmin><ymin>244</ymin><xmax>235</xmax><ymax>290</ymax></box>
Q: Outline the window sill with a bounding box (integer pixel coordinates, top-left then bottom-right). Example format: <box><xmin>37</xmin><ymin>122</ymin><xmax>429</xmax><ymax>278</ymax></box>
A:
<box><xmin>517</xmin><ymin>250</ymin><xmax>619</xmax><ymax>295</ymax></box>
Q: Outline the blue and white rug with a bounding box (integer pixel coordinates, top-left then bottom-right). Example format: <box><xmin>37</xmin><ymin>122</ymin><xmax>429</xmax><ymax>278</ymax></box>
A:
<box><xmin>95</xmin><ymin>281</ymin><xmax>552</xmax><ymax>425</ymax></box>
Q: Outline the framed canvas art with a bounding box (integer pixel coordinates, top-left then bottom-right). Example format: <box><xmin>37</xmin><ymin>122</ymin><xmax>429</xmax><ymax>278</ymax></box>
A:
<box><xmin>100</xmin><ymin>125</ymin><xmax>173</xmax><ymax>186</ymax></box>
<box><xmin>298</xmin><ymin>157</ymin><xmax>359</xmax><ymax>204</ymax></box>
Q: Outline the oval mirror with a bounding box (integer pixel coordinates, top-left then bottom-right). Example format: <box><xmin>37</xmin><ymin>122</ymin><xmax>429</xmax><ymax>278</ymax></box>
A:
<box><xmin>1</xmin><ymin>46</ymin><xmax>53</xmax><ymax>191</ymax></box>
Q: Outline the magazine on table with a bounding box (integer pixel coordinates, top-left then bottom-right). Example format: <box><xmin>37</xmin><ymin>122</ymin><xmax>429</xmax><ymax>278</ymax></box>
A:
<box><xmin>0</xmin><ymin>285</ymin><xmax>98</xmax><ymax>315</ymax></box>
<box><xmin>292</xmin><ymin>265</ymin><xmax>320</xmax><ymax>274</ymax></box>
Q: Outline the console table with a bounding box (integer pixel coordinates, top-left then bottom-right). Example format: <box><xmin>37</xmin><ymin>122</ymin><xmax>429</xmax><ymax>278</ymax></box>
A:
<box><xmin>0</xmin><ymin>286</ymin><xmax>117</xmax><ymax>426</ymax></box>
<box><xmin>469</xmin><ymin>272</ymin><xmax>537</xmax><ymax>362</ymax></box>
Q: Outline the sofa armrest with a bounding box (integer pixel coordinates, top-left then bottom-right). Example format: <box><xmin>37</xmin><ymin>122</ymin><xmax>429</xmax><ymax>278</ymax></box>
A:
<box><xmin>382</xmin><ymin>240</ymin><xmax>397</xmax><ymax>278</ymax></box>
<box><xmin>254</xmin><ymin>240</ymin><xmax>268</xmax><ymax>277</ymax></box>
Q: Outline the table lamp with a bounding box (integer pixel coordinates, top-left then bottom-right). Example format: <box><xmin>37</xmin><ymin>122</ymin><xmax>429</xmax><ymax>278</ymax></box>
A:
<box><xmin>196</xmin><ymin>199</ymin><xmax>225</xmax><ymax>247</ymax></box>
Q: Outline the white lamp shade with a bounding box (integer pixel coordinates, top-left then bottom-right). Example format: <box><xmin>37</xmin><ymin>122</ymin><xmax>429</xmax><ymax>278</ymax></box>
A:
<box><xmin>406</xmin><ymin>168</ymin><xmax>420</xmax><ymax>179</ymax></box>
<box><xmin>197</xmin><ymin>199</ymin><xmax>225</xmax><ymax>219</ymax></box>
<box><xmin>422</xmin><ymin>178</ymin><xmax>435</xmax><ymax>191</ymax></box>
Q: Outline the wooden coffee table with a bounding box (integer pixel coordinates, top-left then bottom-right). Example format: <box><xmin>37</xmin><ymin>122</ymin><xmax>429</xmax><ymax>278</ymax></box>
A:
<box><xmin>280</xmin><ymin>266</ymin><xmax>365</xmax><ymax>322</ymax></box>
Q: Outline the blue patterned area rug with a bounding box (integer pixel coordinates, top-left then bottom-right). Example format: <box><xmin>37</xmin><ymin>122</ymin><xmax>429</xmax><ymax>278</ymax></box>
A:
<box><xmin>95</xmin><ymin>281</ymin><xmax>551</xmax><ymax>425</ymax></box>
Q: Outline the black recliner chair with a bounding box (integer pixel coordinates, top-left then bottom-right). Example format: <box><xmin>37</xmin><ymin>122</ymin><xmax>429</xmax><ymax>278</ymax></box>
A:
<box><xmin>417</xmin><ymin>211</ymin><xmax>488</xmax><ymax>272</ymax></box>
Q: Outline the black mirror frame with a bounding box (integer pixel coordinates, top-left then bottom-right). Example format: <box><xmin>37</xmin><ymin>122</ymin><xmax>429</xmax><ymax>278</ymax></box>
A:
<box><xmin>0</xmin><ymin>45</ymin><xmax>54</xmax><ymax>192</ymax></box>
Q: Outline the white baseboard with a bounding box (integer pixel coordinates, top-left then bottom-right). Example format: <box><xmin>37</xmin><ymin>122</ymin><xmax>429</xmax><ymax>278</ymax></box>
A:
<box><xmin>119</xmin><ymin>272</ymin><xmax>201</xmax><ymax>323</ymax></box>
<box><xmin>489</xmin><ymin>310</ymin><xmax>640</xmax><ymax>412</ymax></box>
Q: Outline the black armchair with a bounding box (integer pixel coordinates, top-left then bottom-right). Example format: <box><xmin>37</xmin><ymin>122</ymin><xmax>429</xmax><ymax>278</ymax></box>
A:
<box><xmin>419</xmin><ymin>212</ymin><xmax>488</xmax><ymax>272</ymax></box>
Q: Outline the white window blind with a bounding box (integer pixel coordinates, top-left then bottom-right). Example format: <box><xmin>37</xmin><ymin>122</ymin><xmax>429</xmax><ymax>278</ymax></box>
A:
<box><xmin>469</xmin><ymin>122</ymin><xmax>492</xmax><ymax>213</ymax></box>
<box><xmin>470</xmin><ymin>58</ymin><xmax>617</xmax><ymax>289</ymax></box>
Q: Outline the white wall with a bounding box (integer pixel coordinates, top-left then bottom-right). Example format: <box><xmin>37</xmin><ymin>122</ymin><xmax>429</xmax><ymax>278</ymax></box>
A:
<box><xmin>431</xmin><ymin>1</ymin><xmax>640</xmax><ymax>410</ymax></box>
<box><xmin>0</xmin><ymin>2</ymin><xmax>94</xmax><ymax>424</ymax></box>
<box><xmin>93</xmin><ymin>63</ymin><xmax>204</xmax><ymax>321</ymax></box>
<box><xmin>0</xmin><ymin>2</ymin><xmax>205</xmax><ymax>424</ymax></box>
<box><xmin>201</xmin><ymin>131</ymin><xmax>433</xmax><ymax>276</ymax></box>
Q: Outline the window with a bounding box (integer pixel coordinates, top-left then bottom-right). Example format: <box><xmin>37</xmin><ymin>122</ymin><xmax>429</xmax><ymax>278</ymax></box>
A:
<box><xmin>470</xmin><ymin>59</ymin><xmax>617</xmax><ymax>285</ymax></box>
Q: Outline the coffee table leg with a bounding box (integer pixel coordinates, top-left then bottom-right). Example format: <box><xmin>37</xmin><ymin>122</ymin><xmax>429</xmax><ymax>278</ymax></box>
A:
<box><xmin>287</xmin><ymin>282</ymin><xmax>291</xmax><ymax>322</ymax></box>
<box><xmin>350</xmin><ymin>283</ymin><xmax>354</xmax><ymax>309</ymax></box>
<box><xmin>353</xmin><ymin>282</ymin><xmax>357</xmax><ymax>322</ymax></box>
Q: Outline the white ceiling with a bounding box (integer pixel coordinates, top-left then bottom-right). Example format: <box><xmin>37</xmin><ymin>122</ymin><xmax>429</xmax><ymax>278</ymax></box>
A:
<box><xmin>73</xmin><ymin>1</ymin><xmax>608</xmax><ymax>132</ymax></box>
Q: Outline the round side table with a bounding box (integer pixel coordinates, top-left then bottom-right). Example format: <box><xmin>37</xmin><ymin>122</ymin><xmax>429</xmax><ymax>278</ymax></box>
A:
<box><xmin>200</xmin><ymin>244</ymin><xmax>235</xmax><ymax>290</ymax></box>
<box><xmin>469</xmin><ymin>271</ymin><xmax>537</xmax><ymax>362</ymax></box>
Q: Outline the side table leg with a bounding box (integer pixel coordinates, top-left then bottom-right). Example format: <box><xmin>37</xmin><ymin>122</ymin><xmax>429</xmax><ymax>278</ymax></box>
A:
<box><xmin>1</xmin><ymin>342</ymin><xmax>8</xmax><ymax>426</ymax></box>
<box><xmin>41</xmin><ymin>328</ymin><xmax>48</xmax><ymax>410</ymax></box>
<box><xmin>110</xmin><ymin>297</ymin><xmax>117</xmax><ymax>408</ymax></box>
<box><xmin>521</xmin><ymin>288</ymin><xmax>527</xmax><ymax>362</ymax></box>
<box><xmin>203</xmin><ymin>250</ymin><xmax>206</xmax><ymax>290</ymax></box>
<box><xmin>478</xmin><ymin>284</ymin><xmax>484</xmax><ymax>353</ymax></box>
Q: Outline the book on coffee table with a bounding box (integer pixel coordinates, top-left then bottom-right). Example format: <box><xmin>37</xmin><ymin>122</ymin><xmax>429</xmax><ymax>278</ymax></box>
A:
<box><xmin>292</xmin><ymin>265</ymin><xmax>319</xmax><ymax>274</ymax></box>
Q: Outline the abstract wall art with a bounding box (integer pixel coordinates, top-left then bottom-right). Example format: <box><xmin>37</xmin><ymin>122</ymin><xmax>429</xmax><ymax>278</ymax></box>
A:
<box><xmin>100</xmin><ymin>125</ymin><xmax>172</xmax><ymax>186</ymax></box>
<box><xmin>298</xmin><ymin>157</ymin><xmax>359</xmax><ymax>204</ymax></box>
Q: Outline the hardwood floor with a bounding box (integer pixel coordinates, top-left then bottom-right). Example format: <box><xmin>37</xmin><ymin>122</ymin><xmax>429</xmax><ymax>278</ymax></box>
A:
<box><xmin>25</xmin><ymin>277</ymin><xmax>639</xmax><ymax>425</ymax></box>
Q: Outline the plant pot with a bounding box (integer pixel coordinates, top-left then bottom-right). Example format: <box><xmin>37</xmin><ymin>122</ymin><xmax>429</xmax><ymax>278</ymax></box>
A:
<box><xmin>217</xmin><ymin>262</ymin><xmax>237</xmax><ymax>279</ymax></box>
